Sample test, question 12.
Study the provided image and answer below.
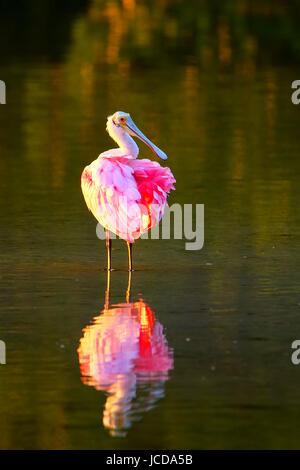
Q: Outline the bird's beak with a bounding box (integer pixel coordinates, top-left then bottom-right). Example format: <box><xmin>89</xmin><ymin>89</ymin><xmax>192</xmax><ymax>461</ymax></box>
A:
<box><xmin>124</xmin><ymin>117</ymin><xmax>168</xmax><ymax>160</ymax></box>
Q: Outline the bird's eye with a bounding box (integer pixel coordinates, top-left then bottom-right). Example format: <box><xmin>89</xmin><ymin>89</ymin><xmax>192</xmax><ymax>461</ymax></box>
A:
<box><xmin>120</xmin><ymin>117</ymin><xmax>125</xmax><ymax>123</ymax></box>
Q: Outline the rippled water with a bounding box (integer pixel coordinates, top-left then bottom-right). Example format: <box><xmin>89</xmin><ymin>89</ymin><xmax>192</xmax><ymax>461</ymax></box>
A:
<box><xmin>1</xmin><ymin>0</ymin><xmax>300</xmax><ymax>450</ymax></box>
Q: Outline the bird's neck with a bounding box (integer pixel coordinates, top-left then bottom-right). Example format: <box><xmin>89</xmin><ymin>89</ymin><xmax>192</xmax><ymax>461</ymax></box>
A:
<box><xmin>108</xmin><ymin>123</ymin><xmax>139</xmax><ymax>158</ymax></box>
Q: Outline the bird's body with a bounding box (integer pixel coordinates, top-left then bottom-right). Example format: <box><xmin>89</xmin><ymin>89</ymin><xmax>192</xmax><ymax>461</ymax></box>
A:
<box><xmin>81</xmin><ymin>111</ymin><xmax>175</xmax><ymax>269</ymax></box>
<box><xmin>81</xmin><ymin>155</ymin><xmax>175</xmax><ymax>243</ymax></box>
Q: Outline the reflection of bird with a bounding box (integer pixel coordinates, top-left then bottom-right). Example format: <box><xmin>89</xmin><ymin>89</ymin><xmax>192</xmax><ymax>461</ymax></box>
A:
<box><xmin>77</xmin><ymin>272</ymin><xmax>174</xmax><ymax>437</ymax></box>
<box><xmin>81</xmin><ymin>111</ymin><xmax>175</xmax><ymax>271</ymax></box>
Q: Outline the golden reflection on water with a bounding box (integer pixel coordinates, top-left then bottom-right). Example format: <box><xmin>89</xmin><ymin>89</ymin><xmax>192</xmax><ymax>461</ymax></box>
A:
<box><xmin>77</xmin><ymin>273</ymin><xmax>174</xmax><ymax>437</ymax></box>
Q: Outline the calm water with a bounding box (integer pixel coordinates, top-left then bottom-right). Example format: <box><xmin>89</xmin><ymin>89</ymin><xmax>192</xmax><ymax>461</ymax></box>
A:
<box><xmin>1</xmin><ymin>0</ymin><xmax>300</xmax><ymax>450</ymax></box>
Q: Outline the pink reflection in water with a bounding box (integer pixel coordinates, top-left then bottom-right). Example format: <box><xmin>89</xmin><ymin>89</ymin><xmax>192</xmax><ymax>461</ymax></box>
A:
<box><xmin>78</xmin><ymin>299</ymin><xmax>173</xmax><ymax>437</ymax></box>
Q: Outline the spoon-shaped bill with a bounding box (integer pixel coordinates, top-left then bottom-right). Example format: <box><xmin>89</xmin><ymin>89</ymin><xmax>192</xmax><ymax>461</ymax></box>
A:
<box><xmin>125</xmin><ymin>117</ymin><xmax>168</xmax><ymax>160</ymax></box>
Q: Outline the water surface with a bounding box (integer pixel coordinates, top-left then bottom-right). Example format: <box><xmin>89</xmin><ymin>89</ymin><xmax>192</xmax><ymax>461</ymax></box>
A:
<box><xmin>1</xmin><ymin>0</ymin><xmax>300</xmax><ymax>450</ymax></box>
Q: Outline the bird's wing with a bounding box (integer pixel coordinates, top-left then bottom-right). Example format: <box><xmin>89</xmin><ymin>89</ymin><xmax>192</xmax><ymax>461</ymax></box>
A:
<box><xmin>128</xmin><ymin>159</ymin><xmax>176</xmax><ymax>231</ymax></box>
<box><xmin>81</xmin><ymin>156</ymin><xmax>142</xmax><ymax>242</ymax></box>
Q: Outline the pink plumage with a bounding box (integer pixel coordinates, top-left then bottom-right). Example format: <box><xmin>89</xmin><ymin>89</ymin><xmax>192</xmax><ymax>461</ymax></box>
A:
<box><xmin>81</xmin><ymin>111</ymin><xmax>175</xmax><ymax>243</ymax></box>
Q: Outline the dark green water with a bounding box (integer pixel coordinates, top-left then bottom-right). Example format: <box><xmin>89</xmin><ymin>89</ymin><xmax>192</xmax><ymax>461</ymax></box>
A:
<box><xmin>1</xmin><ymin>0</ymin><xmax>300</xmax><ymax>449</ymax></box>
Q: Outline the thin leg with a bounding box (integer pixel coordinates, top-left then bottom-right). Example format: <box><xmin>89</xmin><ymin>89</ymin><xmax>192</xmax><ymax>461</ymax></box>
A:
<box><xmin>106</xmin><ymin>229</ymin><xmax>112</xmax><ymax>271</ymax></box>
<box><xmin>105</xmin><ymin>269</ymin><xmax>111</xmax><ymax>310</ymax></box>
<box><xmin>127</xmin><ymin>242</ymin><xmax>133</xmax><ymax>272</ymax></box>
<box><xmin>126</xmin><ymin>270</ymin><xmax>132</xmax><ymax>303</ymax></box>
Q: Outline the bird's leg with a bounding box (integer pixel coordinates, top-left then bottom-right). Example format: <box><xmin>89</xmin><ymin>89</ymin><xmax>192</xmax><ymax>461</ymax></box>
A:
<box><xmin>127</xmin><ymin>241</ymin><xmax>133</xmax><ymax>272</ymax></box>
<box><xmin>106</xmin><ymin>229</ymin><xmax>112</xmax><ymax>271</ymax></box>
<box><xmin>126</xmin><ymin>270</ymin><xmax>132</xmax><ymax>303</ymax></box>
<box><xmin>105</xmin><ymin>269</ymin><xmax>111</xmax><ymax>309</ymax></box>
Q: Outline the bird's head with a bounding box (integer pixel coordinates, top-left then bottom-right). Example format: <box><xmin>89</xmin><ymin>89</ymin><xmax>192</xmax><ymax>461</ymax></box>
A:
<box><xmin>107</xmin><ymin>111</ymin><xmax>168</xmax><ymax>160</ymax></box>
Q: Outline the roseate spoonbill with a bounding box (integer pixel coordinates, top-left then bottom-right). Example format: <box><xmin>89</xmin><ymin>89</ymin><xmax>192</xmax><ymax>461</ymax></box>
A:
<box><xmin>81</xmin><ymin>111</ymin><xmax>175</xmax><ymax>271</ymax></box>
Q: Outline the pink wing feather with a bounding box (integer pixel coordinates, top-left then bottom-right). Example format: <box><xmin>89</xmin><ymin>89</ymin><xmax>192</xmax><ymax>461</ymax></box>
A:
<box><xmin>81</xmin><ymin>155</ymin><xmax>175</xmax><ymax>243</ymax></box>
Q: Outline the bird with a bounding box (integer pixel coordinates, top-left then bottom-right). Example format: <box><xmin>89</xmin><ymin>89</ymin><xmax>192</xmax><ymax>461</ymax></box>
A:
<box><xmin>81</xmin><ymin>111</ymin><xmax>176</xmax><ymax>271</ymax></box>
